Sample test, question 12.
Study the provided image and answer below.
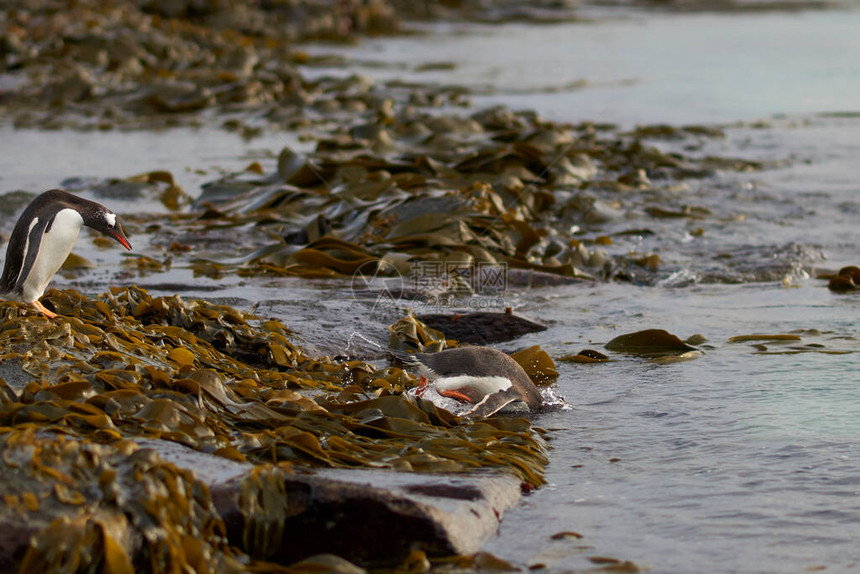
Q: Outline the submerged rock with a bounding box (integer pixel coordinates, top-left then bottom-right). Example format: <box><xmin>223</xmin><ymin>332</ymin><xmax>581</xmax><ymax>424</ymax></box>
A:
<box><xmin>418</xmin><ymin>311</ymin><xmax>547</xmax><ymax>345</ymax></box>
<box><xmin>827</xmin><ymin>265</ymin><xmax>860</xmax><ymax>292</ymax></box>
<box><xmin>605</xmin><ymin>329</ymin><xmax>699</xmax><ymax>356</ymax></box>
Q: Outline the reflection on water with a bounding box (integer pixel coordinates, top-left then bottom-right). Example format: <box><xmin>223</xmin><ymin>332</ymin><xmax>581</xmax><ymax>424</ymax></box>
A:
<box><xmin>308</xmin><ymin>6</ymin><xmax>860</xmax><ymax>126</ymax></box>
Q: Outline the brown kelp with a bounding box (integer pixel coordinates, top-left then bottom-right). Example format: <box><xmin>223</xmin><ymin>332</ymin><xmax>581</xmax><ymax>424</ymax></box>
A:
<box><xmin>0</xmin><ymin>287</ymin><xmax>547</xmax><ymax>478</ymax></box>
<box><xmin>174</xmin><ymin>107</ymin><xmax>761</xmax><ymax>286</ymax></box>
<box><xmin>0</xmin><ymin>287</ymin><xmax>549</xmax><ymax>569</ymax></box>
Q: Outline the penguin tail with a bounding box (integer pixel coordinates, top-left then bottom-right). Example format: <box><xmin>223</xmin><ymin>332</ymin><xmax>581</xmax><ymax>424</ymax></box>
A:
<box><xmin>388</xmin><ymin>349</ymin><xmax>421</xmax><ymax>366</ymax></box>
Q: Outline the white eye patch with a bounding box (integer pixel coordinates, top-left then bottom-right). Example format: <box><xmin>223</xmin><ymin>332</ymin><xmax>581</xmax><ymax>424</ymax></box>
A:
<box><xmin>105</xmin><ymin>213</ymin><xmax>116</xmax><ymax>228</ymax></box>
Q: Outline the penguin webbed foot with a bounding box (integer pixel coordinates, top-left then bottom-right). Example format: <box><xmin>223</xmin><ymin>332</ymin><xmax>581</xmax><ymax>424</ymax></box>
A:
<box><xmin>438</xmin><ymin>388</ymin><xmax>474</xmax><ymax>403</ymax></box>
<box><xmin>31</xmin><ymin>299</ymin><xmax>58</xmax><ymax>319</ymax></box>
<box><xmin>416</xmin><ymin>375</ymin><xmax>429</xmax><ymax>397</ymax></box>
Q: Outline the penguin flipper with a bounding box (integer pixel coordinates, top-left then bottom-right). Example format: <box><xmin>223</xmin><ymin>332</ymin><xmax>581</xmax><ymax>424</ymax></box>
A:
<box><xmin>462</xmin><ymin>388</ymin><xmax>524</xmax><ymax>419</ymax></box>
<box><xmin>388</xmin><ymin>349</ymin><xmax>423</xmax><ymax>366</ymax></box>
<box><xmin>14</xmin><ymin>215</ymin><xmax>52</xmax><ymax>294</ymax></box>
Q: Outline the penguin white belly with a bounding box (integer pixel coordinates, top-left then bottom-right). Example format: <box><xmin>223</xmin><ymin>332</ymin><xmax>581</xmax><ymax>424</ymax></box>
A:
<box><xmin>19</xmin><ymin>209</ymin><xmax>83</xmax><ymax>303</ymax></box>
<box><xmin>435</xmin><ymin>375</ymin><xmax>512</xmax><ymax>398</ymax></box>
<box><xmin>410</xmin><ymin>376</ymin><xmax>522</xmax><ymax>418</ymax></box>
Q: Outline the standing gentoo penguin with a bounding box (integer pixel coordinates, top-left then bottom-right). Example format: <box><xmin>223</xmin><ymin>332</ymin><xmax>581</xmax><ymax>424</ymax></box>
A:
<box><xmin>0</xmin><ymin>189</ymin><xmax>132</xmax><ymax>318</ymax></box>
<box><xmin>394</xmin><ymin>346</ymin><xmax>543</xmax><ymax>418</ymax></box>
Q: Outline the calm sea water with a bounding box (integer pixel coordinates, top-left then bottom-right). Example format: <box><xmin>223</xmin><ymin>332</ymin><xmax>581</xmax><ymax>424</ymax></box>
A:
<box><xmin>3</xmin><ymin>4</ymin><xmax>860</xmax><ymax>573</ymax></box>
<box><xmin>481</xmin><ymin>282</ymin><xmax>860</xmax><ymax>573</ymax></box>
<box><xmin>316</xmin><ymin>5</ymin><xmax>860</xmax><ymax>127</ymax></box>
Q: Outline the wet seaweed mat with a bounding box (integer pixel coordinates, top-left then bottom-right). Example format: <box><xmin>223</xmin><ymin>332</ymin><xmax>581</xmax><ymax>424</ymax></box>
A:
<box><xmin>112</xmin><ymin>107</ymin><xmax>770</xmax><ymax>289</ymax></box>
<box><xmin>0</xmin><ymin>287</ymin><xmax>548</xmax><ymax>570</ymax></box>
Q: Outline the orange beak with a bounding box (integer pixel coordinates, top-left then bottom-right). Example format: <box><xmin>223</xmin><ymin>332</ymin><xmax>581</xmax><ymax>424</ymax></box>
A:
<box><xmin>111</xmin><ymin>221</ymin><xmax>132</xmax><ymax>251</ymax></box>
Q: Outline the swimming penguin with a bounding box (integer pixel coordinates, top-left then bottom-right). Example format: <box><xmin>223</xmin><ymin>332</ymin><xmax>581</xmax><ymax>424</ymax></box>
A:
<box><xmin>393</xmin><ymin>346</ymin><xmax>543</xmax><ymax>418</ymax></box>
<box><xmin>0</xmin><ymin>189</ymin><xmax>132</xmax><ymax>318</ymax></box>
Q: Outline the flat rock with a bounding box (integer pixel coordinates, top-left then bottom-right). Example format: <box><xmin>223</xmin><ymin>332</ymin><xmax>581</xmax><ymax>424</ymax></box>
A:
<box><xmin>138</xmin><ymin>438</ymin><xmax>523</xmax><ymax>567</ymax></box>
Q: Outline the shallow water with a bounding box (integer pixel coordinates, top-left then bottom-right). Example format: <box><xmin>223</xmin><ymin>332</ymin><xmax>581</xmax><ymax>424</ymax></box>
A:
<box><xmin>4</xmin><ymin>4</ymin><xmax>860</xmax><ymax>573</ymax></box>
<box><xmin>0</xmin><ymin>126</ymin><xmax>306</xmax><ymax>207</ymax></box>
<box><xmin>308</xmin><ymin>5</ymin><xmax>860</xmax><ymax>126</ymax></box>
<box><xmin>483</xmin><ymin>281</ymin><xmax>860</xmax><ymax>573</ymax></box>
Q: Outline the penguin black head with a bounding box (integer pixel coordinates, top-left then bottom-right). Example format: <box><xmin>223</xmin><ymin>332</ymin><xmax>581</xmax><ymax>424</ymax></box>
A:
<box><xmin>79</xmin><ymin>202</ymin><xmax>132</xmax><ymax>251</ymax></box>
